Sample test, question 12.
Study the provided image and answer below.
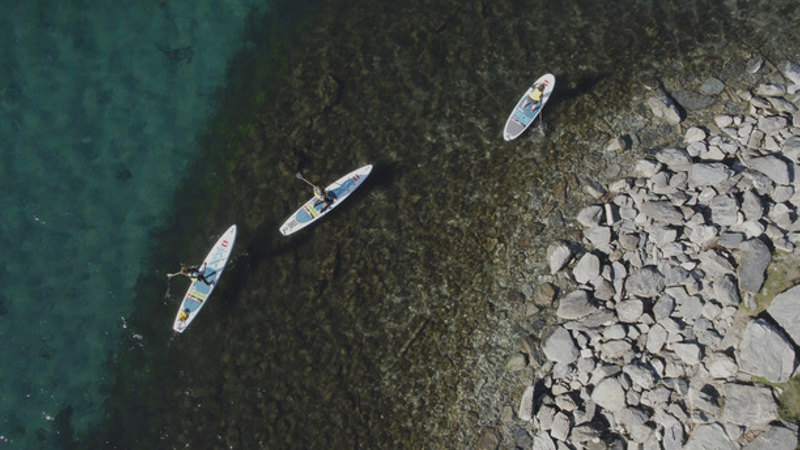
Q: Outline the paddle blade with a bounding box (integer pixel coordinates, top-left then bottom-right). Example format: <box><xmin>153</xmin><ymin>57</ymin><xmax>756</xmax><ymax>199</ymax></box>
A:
<box><xmin>295</xmin><ymin>172</ymin><xmax>303</xmax><ymax>179</ymax></box>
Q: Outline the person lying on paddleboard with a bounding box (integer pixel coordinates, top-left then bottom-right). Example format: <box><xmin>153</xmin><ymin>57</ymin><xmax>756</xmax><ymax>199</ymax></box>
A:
<box><xmin>522</xmin><ymin>83</ymin><xmax>545</xmax><ymax>112</ymax></box>
<box><xmin>167</xmin><ymin>263</ymin><xmax>215</xmax><ymax>286</ymax></box>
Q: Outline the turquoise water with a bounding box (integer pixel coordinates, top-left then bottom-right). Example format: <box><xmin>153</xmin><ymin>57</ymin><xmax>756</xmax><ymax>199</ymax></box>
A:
<box><xmin>0</xmin><ymin>1</ymin><xmax>272</xmax><ymax>446</ymax></box>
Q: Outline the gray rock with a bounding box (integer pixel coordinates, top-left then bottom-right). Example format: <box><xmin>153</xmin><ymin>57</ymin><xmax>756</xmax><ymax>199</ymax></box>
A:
<box><xmin>645</xmin><ymin>323</ymin><xmax>668</xmax><ymax>354</ymax></box>
<box><xmin>641</xmin><ymin>200</ymin><xmax>684</xmax><ymax>224</ymax></box>
<box><xmin>684</xmin><ymin>127</ymin><xmax>707</xmax><ymax>144</ymax></box>
<box><xmin>547</xmin><ymin>241</ymin><xmax>573</xmax><ymax>274</ymax></box>
<box><xmin>738</xmin><ymin>319</ymin><xmax>796</xmax><ymax>383</ymax></box>
<box><xmin>683</xmin><ymin>423</ymin><xmax>737</xmax><ymax>450</ymax></box>
<box><xmin>745</xmin><ymin>155</ymin><xmax>792</xmax><ymax>185</ymax></box>
<box><xmin>700</xmin><ymin>77</ymin><xmax>725</xmax><ymax>95</ymax></box>
<box><xmin>584</xmin><ymin>226</ymin><xmax>612</xmax><ymax>247</ymax></box>
<box><xmin>689</xmin><ymin>225</ymin><xmax>718</xmax><ymax>246</ymax></box>
<box><xmin>712</xmin><ymin>275</ymin><xmax>741</xmax><ymax>306</ymax></box>
<box><xmin>557</xmin><ymin>290</ymin><xmax>597</xmax><ymax>320</ymax></box>
<box><xmin>758</xmin><ymin>116</ymin><xmax>789</xmax><ymax>133</ymax></box>
<box><xmin>600</xmin><ymin>339</ymin><xmax>632</xmax><ymax>361</ymax></box>
<box><xmin>617</xmin><ymin>299</ymin><xmax>644</xmax><ymax>323</ymax></box>
<box><xmin>647</xmin><ymin>95</ymin><xmax>683</xmax><ymax>124</ymax></box>
<box><xmin>747</xmin><ymin>57</ymin><xmax>765</xmax><ymax>74</ymax></box>
<box><xmin>721</xmin><ymin>383</ymin><xmax>779</xmax><ymax>427</ymax></box>
<box><xmin>756</xmin><ymin>83</ymin><xmax>788</xmax><ymax>97</ymax></box>
<box><xmin>673</xmin><ymin>89</ymin><xmax>716</xmax><ymax>111</ymax></box>
<box><xmin>623</xmin><ymin>363</ymin><xmax>655</xmax><ymax>390</ymax></box>
<box><xmin>715</xmin><ymin>114</ymin><xmax>734</xmax><ymax>128</ymax></box>
<box><xmin>717</xmin><ymin>232</ymin><xmax>745</xmax><ymax>249</ymax></box>
<box><xmin>778</xmin><ymin>60</ymin><xmax>800</xmax><ymax>85</ymax></box>
<box><xmin>518</xmin><ymin>385</ymin><xmax>534</xmax><ymax>421</ymax></box>
<box><xmin>653</xmin><ymin>294</ymin><xmax>675</xmax><ymax>320</ymax></box>
<box><xmin>689</xmin><ymin>163</ymin><xmax>735</xmax><ymax>187</ymax></box>
<box><xmin>769</xmin><ymin>97</ymin><xmax>798</xmax><ymax>114</ymax></box>
<box><xmin>550</xmin><ymin>412</ymin><xmax>570</xmax><ymax>442</ymax></box>
<box><xmin>532</xmin><ymin>431</ymin><xmax>557</xmax><ymax>450</ymax></box>
<box><xmin>656</xmin><ymin>147</ymin><xmax>693</xmax><ymax>171</ymax></box>
<box><xmin>710</xmin><ymin>195</ymin><xmax>740</xmax><ymax>226</ymax></box>
<box><xmin>737</xmin><ymin>238</ymin><xmax>772</xmax><ymax>294</ymax></box>
<box><xmin>663</xmin><ymin>422</ymin><xmax>685</xmax><ymax>450</ymax></box>
<box><xmin>705</xmin><ymin>353</ymin><xmax>738</xmax><ymax>379</ymax></box>
<box><xmin>573</xmin><ymin>252</ymin><xmax>600</xmax><ymax>285</ymax></box>
<box><xmin>577</xmin><ymin>205</ymin><xmax>604</xmax><ymax>227</ymax></box>
<box><xmin>591</xmin><ymin>376</ymin><xmax>626</xmax><ymax>412</ymax></box>
<box><xmin>768</xmin><ymin>284</ymin><xmax>800</xmax><ymax>347</ymax></box>
<box><xmin>742</xmin><ymin>423</ymin><xmax>799</xmax><ymax>450</ymax></box>
<box><xmin>671</xmin><ymin>342</ymin><xmax>703</xmax><ymax>365</ymax></box>
<box><xmin>626</xmin><ymin>266</ymin><xmax>666</xmax><ymax>297</ymax></box>
<box><xmin>606</xmin><ymin>135</ymin><xmax>630</xmax><ymax>152</ymax></box>
<box><xmin>742</xmin><ymin>190</ymin><xmax>765</xmax><ymax>220</ymax></box>
<box><xmin>543</xmin><ymin>326</ymin><xmax>580</xmax><ymax>365</ymax></box>
<box><xmin>569</xmin><ymin>425</ymin><xmax>600</xmax><ymax>443</ymax></box>
<box><xmin>635</xmin><ymin>158</ymin><xmax>663</xmax><ymax>177</ymax></box>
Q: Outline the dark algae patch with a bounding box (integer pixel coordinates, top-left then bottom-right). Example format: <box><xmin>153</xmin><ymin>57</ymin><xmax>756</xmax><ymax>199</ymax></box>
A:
<box><xmin>75</xmin><ymin>0</ymin><xmax>800</xmax><ymax>448</ymax></box>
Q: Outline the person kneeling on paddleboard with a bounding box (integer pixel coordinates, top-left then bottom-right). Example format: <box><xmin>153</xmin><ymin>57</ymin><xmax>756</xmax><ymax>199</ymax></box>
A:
<box><xmin>167</xmin><ymin>263</ymin><xmax>215</xmax><ymax>286</ymax></box>
<box><xmin>522</xmin><ymin>83</ymin><xmax>545</xmax><ymax>112</ymax></box>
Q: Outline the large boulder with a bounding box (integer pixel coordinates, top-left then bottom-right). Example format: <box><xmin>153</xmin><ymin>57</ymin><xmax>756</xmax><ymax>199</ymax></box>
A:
<box><xmin>683</xmin><ymin>423</ymin><xmax>738</xmax><ymax>450</ymax></box>
<box><xmin>767</xmin><ymin>284</ymin><xmax>800</xmax><ymax>346</ymax></box>
<box><xmin>737</xmin><ymin>239</ymin><xmax>771</xmax><ymax>294</ymax></box>
<box><xmin>721</xmin><ymin>383</ymin><xmax>779</xmax><ymax>427</ymax></box>
<box><xmin>737</xmin><ymin>319</ymin><xmax>796</xmax><ymax>383</ymax></box>
<box><xmin>742</xmin><ymin>423</ymin><xmax>799</xmax><ymax>450</ymax></box>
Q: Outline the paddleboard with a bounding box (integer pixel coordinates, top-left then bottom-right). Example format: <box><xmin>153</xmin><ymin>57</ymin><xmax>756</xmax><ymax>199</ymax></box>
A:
<box><xmin>172</xmin><ymin>225</ymin><xmax>237</xmax><ymax>333</ymax></box>
<box><xmin>503</xmin><ymin>73</ymin><xmax>555</xmax><ymax>141</ymax></box>
<box><xmin>280</xmin><ymin>164</ymin><xmax>373</xmax><ymax>236</ymax></box>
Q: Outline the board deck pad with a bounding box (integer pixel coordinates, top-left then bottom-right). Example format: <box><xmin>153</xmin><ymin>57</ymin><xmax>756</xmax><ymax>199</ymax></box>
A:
<box><xmin>280</xmin><ymin>165</ymin><xmax>372</xmax><ymax>236</ymax></box>
<box><xmin>503</xmin><ymin>73</ymin><xmax>555</xmax><ymax>141</ymax></box>
<box><xmin>172</xmin><ymin>225</ymin><xmax>237</xmax><ymax>333</ymax></box>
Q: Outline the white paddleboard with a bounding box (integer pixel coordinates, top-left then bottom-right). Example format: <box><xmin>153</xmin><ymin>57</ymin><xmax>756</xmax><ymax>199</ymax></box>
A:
<box><xmin>172</xmin><ymin>225</ymin><xmax>237</xmax><ymax>333</ymax></box>
<box><xmin>503</xmin><ymin>73</ymin><xmax>555</xmax><ymax>141</ymax></box>
<box><xmin>279</xmin><ymin>165</ymin><xmax>372</xmax><ymax>236</ymax></box>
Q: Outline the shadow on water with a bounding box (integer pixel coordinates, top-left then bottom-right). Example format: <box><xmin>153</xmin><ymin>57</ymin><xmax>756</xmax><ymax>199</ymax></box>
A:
<box><xmin>548</xmin><ymin>72</ymin><xmax>611</xmax><ymax>108</ymax></box>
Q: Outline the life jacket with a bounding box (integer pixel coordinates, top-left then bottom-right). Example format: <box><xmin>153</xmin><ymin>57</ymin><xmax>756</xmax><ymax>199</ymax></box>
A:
<box><xmin>529</xmin><ymin>88</ymin><xmax>543</xmax><ymax>102</ymax></box>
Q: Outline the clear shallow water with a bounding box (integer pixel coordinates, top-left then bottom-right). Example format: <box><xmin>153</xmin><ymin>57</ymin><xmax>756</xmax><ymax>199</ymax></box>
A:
<box><xmin>0</xmin><ymin>0</ymin><xmax>273</xmax><ymax>446</ymax></box>
<box><xmin>80</xmin><ymin>0</ymin><xmax>799</xmax><ymax>448</ymax></box>
<box><xmin>3</xmin><ymin>0</ymin><xmax>799</xmax><ymax>448</ymax></box>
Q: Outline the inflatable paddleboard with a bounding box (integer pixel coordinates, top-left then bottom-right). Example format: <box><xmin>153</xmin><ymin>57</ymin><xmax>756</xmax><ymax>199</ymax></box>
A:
<box><xmin>503</xmin><ymin>73</ymin><xmax>555</xmax><ymax>141</ymax></box>
<box><xmin>172</xmin><ymin>225</ymin><xmax>237</xmax><ymax>333</ymax></box>
<box><xmin>280</xmin><ymin>165</ymin><xmax>373</xmax><ymax>236</ymax></box>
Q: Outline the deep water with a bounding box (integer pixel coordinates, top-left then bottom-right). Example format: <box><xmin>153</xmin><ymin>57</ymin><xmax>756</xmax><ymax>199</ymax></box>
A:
<box><xmin>4</xmin><ymin>0</ymin><xmax>800</xmax><ymax>448</ymax></box>
<box><xmin>0</xmin><ymin>0</ymin><xmax>289</xmax><ymax>447</ymax></box>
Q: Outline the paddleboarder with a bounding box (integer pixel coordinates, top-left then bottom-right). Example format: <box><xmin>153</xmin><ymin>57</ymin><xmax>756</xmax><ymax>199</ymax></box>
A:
<box><xmin>522</xmin><ymin>83</ymin><xmax>546</xmax><ymax>112</ymax></box>
<box><xmin>167</xmin><ymin>263</ymin><xmax>215</xmax><ymax>286</ymax></box>
<box><xmin>297</xmin><ymin>172</ymin><xmax>335</xmax><ymax>211</ymax></box>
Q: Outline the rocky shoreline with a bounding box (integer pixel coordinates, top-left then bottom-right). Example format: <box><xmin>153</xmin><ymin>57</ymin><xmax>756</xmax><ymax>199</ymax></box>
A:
<box><xmin>516</xmin><ymin>60</ymin><xmax>800</xmax><ymax>448</ymax></box>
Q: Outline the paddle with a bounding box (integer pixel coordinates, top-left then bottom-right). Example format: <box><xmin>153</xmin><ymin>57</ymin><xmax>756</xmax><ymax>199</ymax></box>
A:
<box><xmin>295</xmin><ymin>172</ymin><xmax>317</xmax><ymax>188</ymax></box>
